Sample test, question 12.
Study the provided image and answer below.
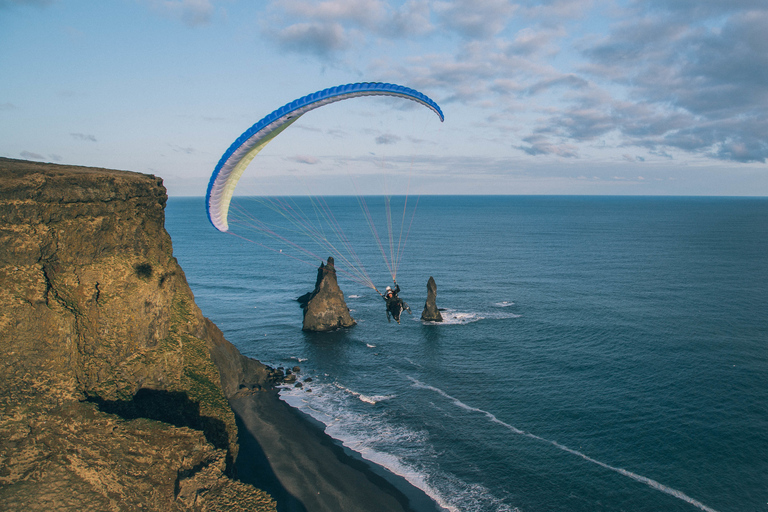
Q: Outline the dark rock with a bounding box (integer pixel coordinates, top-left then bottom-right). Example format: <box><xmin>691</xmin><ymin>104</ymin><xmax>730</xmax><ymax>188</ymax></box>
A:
<box><xmin>421</xmin><ymin>276</ymin><xmax>443</xmax><ymax>322</ymax></box>
<box><xmin>292</xmin><ymin>366</ymin><xmax>301</xmax><ymax>374</ymax></box>
<box><xmin>297</xmin><ymin>256</ymin><xmax>356</xmax><ymax>331</ymax></box>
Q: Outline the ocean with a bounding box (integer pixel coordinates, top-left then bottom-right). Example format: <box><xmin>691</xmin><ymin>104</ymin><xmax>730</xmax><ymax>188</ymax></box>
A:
<box><xmin>165</xmin><ymin>195</ymin><xmax>767</xmax><ymax>512</ymax></box>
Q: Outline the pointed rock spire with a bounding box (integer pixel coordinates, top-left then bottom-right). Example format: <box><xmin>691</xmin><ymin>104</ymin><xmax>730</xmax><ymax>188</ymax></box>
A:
<box><xmin>298</xmin><ymin>257</ymin><xmax>356</xmax><ymax>331</ymax></box>
<box><xmin>421</xmin><ymin>276</ymin><xmax>443</xmax><ymax>322</ymax></box>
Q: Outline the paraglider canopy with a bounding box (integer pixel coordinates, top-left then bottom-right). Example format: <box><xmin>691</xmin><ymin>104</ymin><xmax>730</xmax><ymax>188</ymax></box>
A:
<box><xmin>205</xmin><ymin>82</ymin><xmax>444</xmax><ymax>232</ymax></box>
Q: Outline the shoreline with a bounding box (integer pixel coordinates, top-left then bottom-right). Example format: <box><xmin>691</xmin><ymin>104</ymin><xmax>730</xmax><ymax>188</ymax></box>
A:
<box><xmin>231</xmin><ymin>388</ymin><xmax>445</xmax><ymax>512</ymax></box>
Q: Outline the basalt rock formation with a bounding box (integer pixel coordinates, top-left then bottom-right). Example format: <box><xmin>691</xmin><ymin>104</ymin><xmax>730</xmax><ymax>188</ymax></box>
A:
<box><xmin>297</xmin><ymin>256</ymin><xmax>356</xmax><ymax>331</ymax></box>
<box><xmin>421</xmin><ymin>276</ymin><xmax>443</xmax><ymax>322</ymax></box>
<box><xmin>0</xmin><ymin>158</ymin><xmax>276</xmax><ymax>511</ymax></box>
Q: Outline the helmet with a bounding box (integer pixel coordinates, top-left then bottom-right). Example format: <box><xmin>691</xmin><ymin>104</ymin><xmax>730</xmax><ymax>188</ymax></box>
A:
<box><xmin>385</xmin><ymin>286</ymin><xmax>391</xmax><ymax>291</ymax></box>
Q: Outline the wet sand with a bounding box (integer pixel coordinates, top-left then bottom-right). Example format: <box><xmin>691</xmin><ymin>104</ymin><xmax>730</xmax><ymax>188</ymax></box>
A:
<box><xmin>231</xmin><ymin>389</ymin><xmax>444</xmax><ymax>512</ymax></box>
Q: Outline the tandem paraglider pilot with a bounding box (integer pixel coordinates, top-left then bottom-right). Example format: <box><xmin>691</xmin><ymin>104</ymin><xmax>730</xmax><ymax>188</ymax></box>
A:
<box><xmin>383</xmin><ymin>282</ymin><xmax>411</xmax><ymax>324</ymax></box>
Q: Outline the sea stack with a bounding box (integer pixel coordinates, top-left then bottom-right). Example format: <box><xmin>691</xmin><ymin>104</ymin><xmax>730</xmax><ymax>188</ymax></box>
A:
<box><xmin>298</xmin><ymin>256</ymin><xmax>356</xmax><ymax>331</ymax></box>
<box><xmin>421</xmin><ymin>276</ymin><xmax>443</xmax><ymax>322</ymax></box>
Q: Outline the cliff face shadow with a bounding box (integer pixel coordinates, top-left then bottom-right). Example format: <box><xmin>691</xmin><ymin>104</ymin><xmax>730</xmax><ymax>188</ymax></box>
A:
<box><xmin>87</xmin><ymin>389</ymin><xmax>229</xmax><ymax>451</ymax></box>
<box><xmin>233</xmin><ymin>410</ymin><xmax>307</xmax><ymax>512</ymax></box>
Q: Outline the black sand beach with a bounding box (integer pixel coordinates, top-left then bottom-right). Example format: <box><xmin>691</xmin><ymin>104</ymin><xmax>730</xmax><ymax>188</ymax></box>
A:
<box><xmin>232</xmin><ymin>389</ymin><xmax>445</xmax><ymax>512</ymax></box>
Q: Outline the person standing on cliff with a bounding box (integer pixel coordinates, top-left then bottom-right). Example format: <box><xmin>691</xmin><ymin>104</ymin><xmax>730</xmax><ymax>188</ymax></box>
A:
<box><xmin>383</xmin><ymin>282</ymin><xmax>410</xmax><ymax>324</ymax></box>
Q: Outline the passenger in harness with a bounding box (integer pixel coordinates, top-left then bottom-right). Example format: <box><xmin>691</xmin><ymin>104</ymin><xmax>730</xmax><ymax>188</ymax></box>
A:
<box><xmin>382</xmin><ymin>282</ymin><xmax>411</xmax><ymax>324</ymax></box>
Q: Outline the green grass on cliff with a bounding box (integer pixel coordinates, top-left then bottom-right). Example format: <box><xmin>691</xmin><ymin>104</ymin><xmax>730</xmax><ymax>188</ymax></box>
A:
<box><xmin>168</xmin><ymin>293</ymin><xmax>238</xmax><ymax>457</ymax></box>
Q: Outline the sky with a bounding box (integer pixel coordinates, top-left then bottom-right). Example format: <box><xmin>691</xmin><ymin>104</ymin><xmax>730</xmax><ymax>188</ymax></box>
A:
<box><xmin>1</xmin><ymin>0</ymin><xmax>767</xmax><ymax>196</ymax></box>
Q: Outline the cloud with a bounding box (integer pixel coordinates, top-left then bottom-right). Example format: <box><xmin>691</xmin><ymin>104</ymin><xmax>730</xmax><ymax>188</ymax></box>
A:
<box><xmin>375</xmin><ymin>133</ymin><xmax>401</xmax><ymax>145</ymax></box>
<box><xmin>170</xmin><ymin>144</ymin><xmax>195</xmax><ymax>154</ymax></box>
<box><xmin>71</xmin><ymin>133</ymin><xmax>97</xmax><ymax>142</ymax></box>
<box><xmin>272</xmin><ymin>22</ymin><xmax>350</xmax><ymax>56</ymax></box>
<box><xmin>577</xmin><ymin>4</ymin><xmax>768</xmax><ymax>162</ymax></box>
<box><xmin>433</xmin><ymin>0</ymin><xmax>517</xmax><ymax>39</ymax></box>
<box><xmin>265</xmin><ymin>0</ymin><xmax>434</xmax><ymax>57</ymax></box>
<box><xmin>0</xmin><ymin>102</ymin><xmax>17</xmax><ymax>110</ymax></box>
<box><xmin>289</xmin><ymin>155</ymin><xmax>320</xmax><ymax>164</ymax></box>
<box><xmin>20</xmin><ymin>150</ymin><xmax>45</xmax><ymax>160</ymax></box>
<box><xmin>263</xmin><ymin>0</ymin><xmax>767</xmax><ymax>164</ymax></box>
<box><xmin>517</xmin><ymin>134</ymin><xmax>578</xmax><ymax>157</ymax></box>
<box><xmin>278</xmin><ymin>0</ymin><xmax>388</xmax><ymax>28</ymax></box>
<box><xmin>525</xmin><ymin>74</ymin><xmax>588</xmax><ymax>95</ymax></box>
<box><xmin>145</xmin><ymin>0</ymin><xmax>214</xmax><ymax>26</ymax></box>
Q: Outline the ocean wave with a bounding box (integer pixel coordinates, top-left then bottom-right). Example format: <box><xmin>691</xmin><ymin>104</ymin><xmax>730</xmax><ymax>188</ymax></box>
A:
<box><xmin>279</xmin><ymin>380</ymin><xmax>514</xmax><ymax>512</ymax></box>
<box><xmin>494</xmin><ymin>301</ymin><xmax>515</xmax><ymax>307</ymax></box>
<box><xmin>427</xmin><ymin>310</ymin><xmax>484</xmax><ymax>325</ymax></box>
<box><xmin>333</xmin><ymin>382</ymin><xmax>395</xmax><ymax>404</ymax></box>
<box><xmin>422</xmin><ymin>309</ymin><xmax>520</xmax><ymax>325</ymax></box>
<box><xmin>484</xmin><ymin>311</ymin><xmax>522</xmax><ymax>320</ymax></box>
<box><xmin>408</xmin><ymin>377</ymin><xmax>720</xmax><ymax>512</ymax></box>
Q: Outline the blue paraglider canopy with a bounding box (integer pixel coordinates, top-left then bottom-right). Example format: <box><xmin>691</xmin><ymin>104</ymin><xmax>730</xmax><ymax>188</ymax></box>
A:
<box><xmin>206</xmin><ymin>82</ymin><xmax>444</xmax><ymax>232</ymax></box>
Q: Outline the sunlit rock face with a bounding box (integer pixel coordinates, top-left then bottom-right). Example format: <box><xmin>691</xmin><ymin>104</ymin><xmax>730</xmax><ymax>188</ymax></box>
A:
<box><xmin>298</xmin><ymin>256</ymin><xmax>356</xmax><ymax>332</ymax></box>
<box><xmin>0</xmin><ymin>158</ymin><xmax>276</xmax><ymax>512</ymax></box>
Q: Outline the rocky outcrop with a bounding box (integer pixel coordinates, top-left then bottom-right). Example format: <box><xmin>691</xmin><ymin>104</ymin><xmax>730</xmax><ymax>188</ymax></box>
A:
<box><xmin>0</xmin><ymin>158</ymin><xmax>276</xmax><ymax>511</ymax></box>
<box><xmin>421</xmin><ymin>276</ymin><xmax>443</xmax><ymax>322</ymax></box>
<box><xmin>297</xmin><ymin>256</ymin><xmax>356</xmax><ymax>331</ymax></box>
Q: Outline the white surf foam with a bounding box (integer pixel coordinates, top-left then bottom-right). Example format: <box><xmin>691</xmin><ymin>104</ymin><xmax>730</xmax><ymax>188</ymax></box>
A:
<box><xmin>422</xmin><ymin>308</ymin><xmax>520</xmax><ymax>325</ymax></box>
<box><xmin>408</xmin><ymin>377</ymin><xmax>720</xmax><ymax>512</ymax></box>
<box><xmin>279</xmin><ymin>380</ymin><xmax>515</xmax><ymax>512</ymax></box>
<box><xmin>494</xmin><ymin>301</ymin><xmax>515</xmax><ymax>307</ymax></box>
<box><xmin>333</xmin><ymin>382</ymin><xmax>394</xmax><ymax>404</ymax></box>
<box><xmin>428</xmin><ymin>310</ymin><xmax>484</xmax><ymax>325</ymax></box>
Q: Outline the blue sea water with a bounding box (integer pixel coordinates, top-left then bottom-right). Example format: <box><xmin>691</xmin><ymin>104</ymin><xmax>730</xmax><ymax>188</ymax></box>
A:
<box><xmin>166</xmin><ymin>196</ymin><xmax>768</xmax><ymax>512</ymax></box>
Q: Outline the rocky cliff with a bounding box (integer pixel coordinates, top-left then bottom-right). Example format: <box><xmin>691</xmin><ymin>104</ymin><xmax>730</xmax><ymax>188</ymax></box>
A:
<box><xmin>297</xmin><ymin>257</ymin><xmax>356</xmax><ymax>332</ymax></box>
<box><xmin>0</xmin><ymin>158</ymin><xmax>275</xmax><ymax>511</ymax></box>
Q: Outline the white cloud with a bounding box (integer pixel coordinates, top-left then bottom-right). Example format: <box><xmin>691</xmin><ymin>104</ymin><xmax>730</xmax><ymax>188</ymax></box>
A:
<box><xmin>71</xmin><ymin>133</ymin><xmax>97</xmax><ymax>142</ymax></box>
<box><xmin>265</xmin><ymin>0</ymin><xmax>434</xmax><ymax>58</ymax></box>
<box><xmin>145</xmin><ymin>0</ymin><xmax>214</xmax><ymax>26</ymax></box>
<box><xmin>20</xmin><ymin>150</ymin><xmax>45</xmax><ymax>160</ymax></box>
<box><xmin>375</xmin><ymin>133</ymin><xmax>401</xmax><ymax>144</ymax></box>
<box><xmin>578</xmin><ymin>5</ymin><xmax>768</xmax><ymax>162</ymax></box>
<box><xmin>433</xmin><ymin>0</ymin><xmax>517</xmax><ymax>39</ymax></box>
<box><xmin>517</xmin><ymin>134</ymin><xmax>579</xmax><ymax>158</ymax></box>
<box><xmin>273</xmin><ymin>22</ymin><xmax>351</xmax><ymax>56</ymax></box>
<box><xmin>290</xmin><ymin>155</ymin><xmax>320</xmax><ymax>164</ymax></box>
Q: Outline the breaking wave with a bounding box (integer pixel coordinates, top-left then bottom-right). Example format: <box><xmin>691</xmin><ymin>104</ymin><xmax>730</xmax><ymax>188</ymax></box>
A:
<box><xmin>408</xmin><ymin>377</ymin><xmax>720</xmax><ymax>512</ymax></box>
<box><xmin>422</xmin><ymin>308</ymin><xmax>521</xmax><ymax>325</ymax></box>
<box><xmin>278</xmin><ymin>380</ymin><xmax>516</xmax><ymax>512</ymax></box>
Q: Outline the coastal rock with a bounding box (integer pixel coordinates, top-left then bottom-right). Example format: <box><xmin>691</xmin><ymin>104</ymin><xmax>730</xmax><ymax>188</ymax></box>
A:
<box><xmin>297</xmin><ymin>256</ymin><xmax>356</xmax><ymax>331</ymax></box>
<box><xmin>0</xmin><ymin>158</ymin><xmax>276</xmax><ymax>512</ymax></box>
<box><xmin>0</xmin><ymin>158</ymin><xmax>433</xmax><ymax>512</ymax></box>
<box><xmin>421</xmin><ymin>276</ymin><xmax>443</xmax><ymax>322</ymax></box>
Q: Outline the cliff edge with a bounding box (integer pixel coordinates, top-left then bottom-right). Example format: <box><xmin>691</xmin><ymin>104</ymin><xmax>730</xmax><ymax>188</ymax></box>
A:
<box><xmin>0</xmin><ymin>158</ymin><xmax>275</xmax><ymax>511</ymax></box>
